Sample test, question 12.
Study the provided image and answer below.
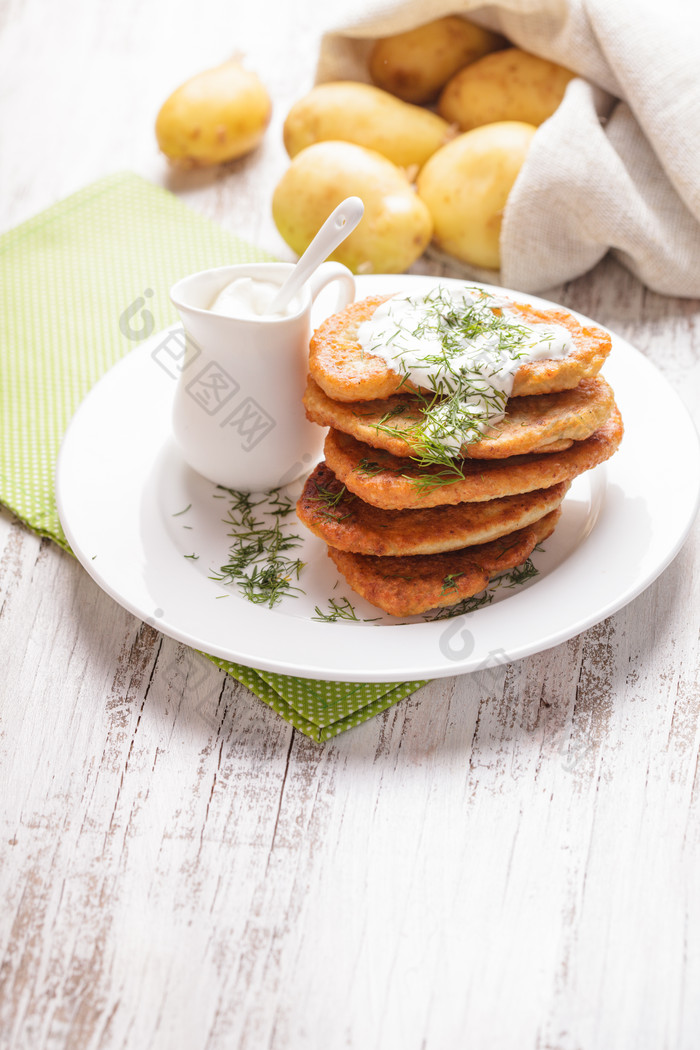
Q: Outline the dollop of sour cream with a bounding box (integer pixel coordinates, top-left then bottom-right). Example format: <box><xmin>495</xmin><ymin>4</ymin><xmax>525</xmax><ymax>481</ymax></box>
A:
<box><xmin>357</xmin><ymin>286</ymin><xmax>574</xmax><ymax>455</ymax></box>
<box><xmin>209</xmin><ymin>277</ymin><xmax>300</xmax><ymax>319</ymax></box>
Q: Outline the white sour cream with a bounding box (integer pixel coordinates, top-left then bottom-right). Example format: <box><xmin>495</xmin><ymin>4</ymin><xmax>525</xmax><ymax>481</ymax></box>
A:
<box><xmin>209</xmin><ymin>277</ymin><xmax>300</xmax><ymax>319</ymax></box>
<box><xmin>357</xmin><ymin>286</ymin><xmax>574</xmax><ymax>455</ymax></box>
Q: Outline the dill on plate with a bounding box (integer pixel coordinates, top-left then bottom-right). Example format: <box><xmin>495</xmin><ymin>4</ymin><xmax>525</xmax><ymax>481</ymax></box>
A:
<box><xmin>209</xmin><ymin>488</ymin><xmax>305</xmax><ymax>609</ymax></box>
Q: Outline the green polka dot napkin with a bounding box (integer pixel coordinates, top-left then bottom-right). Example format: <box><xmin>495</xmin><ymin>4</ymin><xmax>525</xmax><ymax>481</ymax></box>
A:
<box><xmin>207</xmin><ymin>659</ymin><xmax>425</xmax><ymax>741</ymax></box>
<box><xmin>0</xmin><ymin>172</ymin><xmax>426</xmax><ymax>741</ymax></box>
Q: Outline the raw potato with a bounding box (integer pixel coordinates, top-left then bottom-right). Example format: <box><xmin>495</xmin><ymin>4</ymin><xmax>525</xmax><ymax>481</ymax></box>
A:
<box><xmin>369</xmin><ymin>16</ymin><xmax>505</xmax><ymax>103</ymax></box>
<box><xmin>272</xmin><ymin>141</ymin><xmax>433</xmax><ymax>275</ymax></box>
<box><xmin>155</xmin><ymin>60</ymin><xmax>271</xmax><ymax>167</ymax></box>
<box><xmin>439</xmin><ymin>47</ymin><xmax>575</xmax><ymax>131</ymax></box>
<box><xmin>283</xmin><ymin>82</ymin><xmax>452</xmax><ymax>170</ymax></box>
<box><xmin>417</xmin><ymin>121</ymin><xmax>536</xmax><ymax>270</ymax></box>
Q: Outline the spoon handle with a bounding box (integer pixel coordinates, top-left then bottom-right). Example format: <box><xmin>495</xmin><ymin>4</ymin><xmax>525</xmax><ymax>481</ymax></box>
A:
<box><xmin>268</xmin><ymin>196</ymin><xmax>364</xmax><ymax>314</ymax></box>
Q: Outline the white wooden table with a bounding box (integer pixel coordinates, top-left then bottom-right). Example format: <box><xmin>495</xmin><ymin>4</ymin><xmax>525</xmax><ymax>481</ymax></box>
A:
<box><xmin>1</xmin><ymin>1</ymin><xmax>699</xmax><ymax>1047</ymax></box>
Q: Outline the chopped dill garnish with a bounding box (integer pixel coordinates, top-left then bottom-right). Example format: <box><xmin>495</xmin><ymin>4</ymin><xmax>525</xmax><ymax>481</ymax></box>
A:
<box><xmin>441</xmin><ymin>572</ymin><xmax>464</xmax><ymax>594</ymax></box>
<box><xmin>426</xmin><ymin>555</ymin><xmax>541</xmax><ymax>620</ymax></box>
<box><xmin>427</xmin><ymin>591</ymin><xmax>495</xmax><ymax>620</ymax></box>
<box><xmin>312</xmin><ymin>597</ymin><xmax>360</xmax><ymax>622</ymax></box>
<box><xmin>496</xmin><ymin>557</ymin><xmax>539</xmax><ymax>588</ymax></box>
<box><xmin>400</xmin><ymin>460</ymin><xmax>466</xmax><ymax>494</ymax></box>
<box><xmin>312</xmin><ymin>597</ymin><xmax>381</xmax><ymax>623</ymax></box>
<box><xmin>172</xmin><ymin>503</ymin><xmax>192</xmax><ymax>516</ymax></box>
<box><xmin>184</xmin><ymin>552</ymin><xmax>199</xmax><ymax>560</ymax></box>
<box><xmin>356</xmin><ymin>458</ymin><xmax>387</xmax><ymax>477</ymax></box>
<box><xmin>267</xmin><ymin>489</ymin><xmax>297</xmax><ymax>518</ymax></box>
<box><xmin>360</xmin><ymin>285</ymin><xmax>557</xmax><ymax>478</ymax></box>
<box><xmin>354</xmin><ymin>453</ymin><xmax>466</xmax><ymax>493</ymax></box>
<box><xmin>210</xmin><ymin>488</ymin><xmax>305</xmax><ymax>608</ymax></box>
<box><xmin>308</xmin><ymin>483</ymin><xmax>355</xmax><ymax>521</ymax></box>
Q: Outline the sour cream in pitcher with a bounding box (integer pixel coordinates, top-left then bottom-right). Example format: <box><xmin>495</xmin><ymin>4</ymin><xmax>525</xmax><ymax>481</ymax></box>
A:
<box><xmin>209</xmin><ymin>276</ymin><xmax>301</xmax><ymax>319</ymax></box>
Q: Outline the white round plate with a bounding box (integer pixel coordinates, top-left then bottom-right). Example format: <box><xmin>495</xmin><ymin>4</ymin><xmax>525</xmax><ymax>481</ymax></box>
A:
<box><xmin>56</xmin><ymin>275</ymin><xmax>700</xmax><ymax>682</ymax></box>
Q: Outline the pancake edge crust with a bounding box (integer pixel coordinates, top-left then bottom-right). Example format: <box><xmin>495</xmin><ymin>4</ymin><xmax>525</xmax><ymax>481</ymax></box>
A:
<box><xmin>303</xmin><ymin>376</ymin><xmax>615</xmax><ymax>460</ymax></box>
<box><xmin>327</xmin><ymin>508</ymin><xmax>562</xmax><ymax>616</ymax></box>
<box><xmin>324</xmin><ymin>406</ymin><xmax>624</xmax><ymax>510</ymax></box>
<box><xmin>297</xmin><ymin>461</ymin><xmax>570</xmax><ymax>555</ymax></box>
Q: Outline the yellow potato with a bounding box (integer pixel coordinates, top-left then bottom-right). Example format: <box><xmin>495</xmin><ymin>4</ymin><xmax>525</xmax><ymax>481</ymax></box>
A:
<box><xmin>439</xmin><ymin>48</ymin><xmax>575</xmax><ymax>131</ymax></box>
<box><xmin>283</xmin><ymin>81</ymin><xmax>452</xmax><ymax>170</ymax></box>
<box><xmin>417</xmin><ymin>122</ymin><xmax>536</xmax><ymax>270</ymax></box>
<box><xmin>369</xmin><ymin>16</ymin><xmax>505</xmax><ymax>104</ymax></box>
<box><xmin>272</xmin><ymin>141</ymin><xmax>433</xmax><ymax>274</ymax></box>
<box><xmin>155</xmin><ymin>60</ymin><xmax>271</xmax><ymax>167</ymax></box>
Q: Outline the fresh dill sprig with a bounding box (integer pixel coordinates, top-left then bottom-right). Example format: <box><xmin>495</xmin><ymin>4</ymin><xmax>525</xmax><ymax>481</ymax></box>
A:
<box><xmin>267</xmin><ymin>489</ymin><xmax>297</xmax><ymax>518</ymax></box>
<box><xmin>426</xmin><ymin>554</ymin><xmax>542</xmax><ymax>620</ymax></box>
<box><xmin>362</xmin><ymin>286</ymin><xmax>547</xmax><ymax>476</ymax></box>
<box><xmin>312</xmin><ymin>597</ymin><xmax>381</xmax><ymax>623</ymax></box>
<box><xmin>401</xmin><ymin>462</ymin><xmax>467</xmax><ymax>493</ymax></box>
<box><xmin>308</xmin><ymin>483</ymin><xmax>355</xmax><ymax>521</ymax></box>
<box><xmin>366</xmin><ymin>396</ymin><xmax>470</xmax><ymax>490</ymax></box>
<box><xmin>427</xmin><ymin>590</ymin><xmax>495</xmax><ymax>620</ymax></box>
<box><xmin>356</xmin><ymin>458</ymin><xmax>389</xmax><ymax>477</ymax></box>
<box><xmin>493</xmin><ymin>557</ymin><xmax>539</xmax><ymax>589</ymax></box>
<box><xmin>353</xmin><ymin>454</ymin><xmax>463</xmax><ymax>493</ymax></box>
<box><xmin>210</xmin><ymin>488</ymin><xmax>305</xmax><ymax>609</ymax></box>
<box><xmin>441</xmin><ymin>572</ymin><xmax>465</xmax><ymax>595</ymax></box>
<box><xmin>312</xmin><ymin>597</ymin><xmax>359</xmax><ymax>622</ymax></box>
<box><xmin>354</xmin><ymin>444</ymin><xmax>467</xmax><ymax>494</ymax></box>
<box><xmin>236</xmin><ymin>559</ymin><xmax>304</xmax><ymax>606</ymax></box>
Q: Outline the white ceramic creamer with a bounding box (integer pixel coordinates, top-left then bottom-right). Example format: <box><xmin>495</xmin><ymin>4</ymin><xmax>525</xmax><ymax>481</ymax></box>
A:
<box><xmin>170</xmin><ymin>261</ymin><xmax>355</xmax><ymax>491</ymax></box>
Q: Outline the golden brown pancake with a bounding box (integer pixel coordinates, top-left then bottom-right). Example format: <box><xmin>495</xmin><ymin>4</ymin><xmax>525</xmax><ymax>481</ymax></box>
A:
<box><xmin>304</xmin><ymin>376</ymin><xmax>615</xmax><ymax>460</ymax></box>
<box><xmin>298</xmin><ymin>462</ymin><xmax>569</xmax><ymax>555</ymax></box>
<box><xmin>328</xmin><ymin>509</ymin><xmax>561</xmax><ymax>616</ymax></box>
<box><xmin>309</xmin><ymin>294</ymin><xmax>612</xmax><ymax>403</ymax></box>
<box><xmin>324</xmin><ymin>406</ymin><xmax>624</xmax><ymax>509</ymax></box>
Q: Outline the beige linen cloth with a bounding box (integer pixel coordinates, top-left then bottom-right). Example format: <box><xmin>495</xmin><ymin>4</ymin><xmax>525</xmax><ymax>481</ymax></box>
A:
<box><xmin>314</xmin><ymin>0</ymin><xmax>700</xmax><ymax>296</ymax></box>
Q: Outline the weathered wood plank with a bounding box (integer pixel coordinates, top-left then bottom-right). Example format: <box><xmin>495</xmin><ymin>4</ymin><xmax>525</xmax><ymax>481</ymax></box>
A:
<box><xmin>1</xmin><ymin>0</ymin><xmax>699</xmax><ymax>1046</ymax></box>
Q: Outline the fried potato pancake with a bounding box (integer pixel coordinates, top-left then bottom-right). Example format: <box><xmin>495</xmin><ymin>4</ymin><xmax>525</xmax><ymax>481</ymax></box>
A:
<box><xmin>328</xmin><ymin>509</ymin><xmax>561</xmax><ymax>616</ymax></box>
<box><xmin>324</xmin><ymin>406</ymin><xmax>623</xmax><ymax>509</ymax></box>
<box><xmin>298</xmin><ymin>462</ymin><xmax>569</xmax><ymax>555</ymax></box>
<box><xmin>304</xmin><ymin>376</ymin><xmax>615</xmax><ymax>459</ymax></box>
<box><xmin>309</xmin><ymin>294</ymin><xmax>612</xmax><ymax>402</ymax></box>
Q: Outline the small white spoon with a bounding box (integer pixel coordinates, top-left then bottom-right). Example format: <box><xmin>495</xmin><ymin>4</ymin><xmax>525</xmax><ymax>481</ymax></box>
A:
<box><xmin>268</xmin><ymin>196</ymin><xmax>364</xmax><ymax>315</ymax></box>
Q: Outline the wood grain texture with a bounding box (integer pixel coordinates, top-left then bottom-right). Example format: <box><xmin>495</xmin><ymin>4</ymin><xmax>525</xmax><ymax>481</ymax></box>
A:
<box><xmin>1</xmin><ymin>0</ymin><xmax>699</xmax><ymax>1047</ymax></box>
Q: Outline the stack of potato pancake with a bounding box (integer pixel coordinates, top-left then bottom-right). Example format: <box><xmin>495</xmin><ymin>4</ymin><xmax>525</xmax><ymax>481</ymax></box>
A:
<box><xmin>297</xmin><ymin>289</ymin><xmax>623</xmax><ymax>617</ymax></box>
